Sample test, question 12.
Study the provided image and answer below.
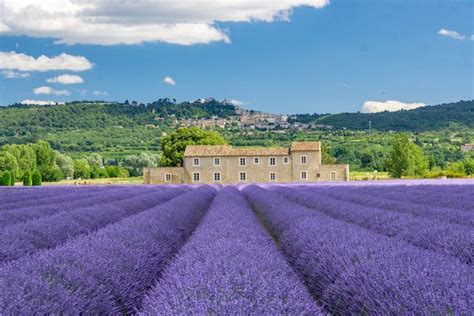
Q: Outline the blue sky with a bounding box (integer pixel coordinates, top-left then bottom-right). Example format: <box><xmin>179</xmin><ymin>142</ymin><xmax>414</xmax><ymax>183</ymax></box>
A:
<box><xmin>0</xmin><ymin>1</ymin><xmax>472</xmax><ymax>114</ymax></box>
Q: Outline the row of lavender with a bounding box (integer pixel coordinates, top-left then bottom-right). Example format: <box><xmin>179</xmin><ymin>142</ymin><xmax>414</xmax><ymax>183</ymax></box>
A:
<box><xmin>244</xmin><ymin>185</ymin><xmax>473</xmax><ymax>314</ymax></box>
<box><xmin>0</xmin><ymin>186</ymin><xmax>215</xmax><ymax>313</ymax></box>
<box><xmin>1</xmin><ymin>184</ymin><xmax>472</xmax><ymax>314</ymax></box>
<box><xmin>272</xmin><ymin>186</ymin><xmax>473</xmax><ymax>264</ymax></box>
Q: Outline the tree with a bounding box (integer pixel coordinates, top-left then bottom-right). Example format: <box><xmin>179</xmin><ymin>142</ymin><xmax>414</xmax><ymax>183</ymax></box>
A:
<box><xmin>32</xmin><ymin>170</ymin><xmax>42</xmax><ymax>186</ymax></box>
<box><xmin>387</xmin><ymin>134</ymin><xmax>428</xmax><ymax>178</ymax></box>
<box><xmin>160</xmin><ymin>127</ymin><xmax>227</xmax><ymax>167</ymax></box>
<box><xmin>56</xmin><ymin>152</ymin><xmax>74</xmax><ymax>179</ymax></box>
<box><xmin>0</xmin><ymin>151</ymin><xmax>20</xmax><ymax>177</ymax></box>
<box><xmin>321</xmin><ymin>143</ymin><xmax>337</xmax><ymax>164</ymax></box>
<box><xmin>105</xmin><ymin>166</ymin><xmax>129</xmax><ymax>178</ymax></box>
<box><xmin>1</xmin><ymin>171</ymin><xmax>11</xmax><ymax>186</ymax></box>
<box><xmin>73</xmin><ymin>159</ymin><xmax>91</xmax><ymax>179</ymax></box>
<box><xmin>122</xmin><ymin>153</ymin><xmax>161</xmax><ymax>176</ymax></box>
<box><xmin>10</xmin><ymin>171</ymin><xmax>15</xmax><ymax>186</ymax></box>
<box><xmin>23</xmin><ymin>170</ymin><xmax>32</xmax><ymax>186</ymax></box>
<box><xmin>33</xmin><ymin>141</ymin><xmax>57</xmax><ymax>180</ymax></box>
<box><xmin>87</xmin><ymin>153</ymin><xmax>104</xmax><ymax>168</ymax></box>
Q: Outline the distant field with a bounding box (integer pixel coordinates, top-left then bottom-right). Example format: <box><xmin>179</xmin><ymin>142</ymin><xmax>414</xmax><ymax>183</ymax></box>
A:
<box><xmin>0</xmin><ymin>180</ymin><xmax>472</xmax><ymax>314</ymax></box>
<box><xmin>43</xmin><ymin>177</ymin><xmax>143</xmax><ymax>185</ymax></box>
<box><xmin>350</xmin><ymin>171</ymin><xmax>390</xmax><ymax>180</ymax></box>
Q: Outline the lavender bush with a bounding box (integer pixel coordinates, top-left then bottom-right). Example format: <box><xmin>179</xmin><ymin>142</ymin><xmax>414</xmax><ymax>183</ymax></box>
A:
<box><xmin>316</xmin><ymin>186</ymin><xmax>474</xmax><ymax>227</ymax></box>
<box><xmin>274</xmin><ymin>186</ymin><xmax>473</xmax><ymax>264</ymax></box>
<box><xmin>0</xmin><ymin>186</ymin><xmax>80</xmax><ymax>205</ymax></box>
<box><xmin>140</xmin><ymin>186</ymin><xmax>322</xmax><ymax>315</ymax></box>
<box><xmin>0</xmin><ymin>186</ymin><xmax>154</xmax><ymax>228</ymax></box>
<box><xmin>243</xmin><ymin>185</ymin><xmax>473</xmax><ymax>315</ymax></box>
<box><xmin>0</xmin><ymin>186</ymin><xmax>215</xmax><ymax>314</ymax></box>
<box><xmin>0</xmin><ymin>187</ymin><xmax>186</xmax><ymax>262</ymax></box>
<box><xmin>0</xmin><ymin>186</ymin><xmax>120</xmax><ymax>211</ymax></box>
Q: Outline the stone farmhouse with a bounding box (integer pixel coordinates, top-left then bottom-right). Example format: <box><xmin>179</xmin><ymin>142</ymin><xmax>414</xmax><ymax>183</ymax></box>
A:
<box><xmin>144</xmin><ymin>141</ymin><xmax>349</xmax><ymax>184</ymax></box>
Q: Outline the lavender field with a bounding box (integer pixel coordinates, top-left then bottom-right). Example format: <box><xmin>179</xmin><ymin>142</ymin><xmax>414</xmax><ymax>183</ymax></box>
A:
<box><xmin>0</xmin><ymin>181</ymin><xmax>473</xmax><ymax>314</ymax></box>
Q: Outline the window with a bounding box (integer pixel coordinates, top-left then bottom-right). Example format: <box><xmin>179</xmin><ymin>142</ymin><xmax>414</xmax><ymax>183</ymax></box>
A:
<box><xmin>239</xmin><ymin>172</ymin><xmax>247</xmax><ymax>182</ymax></box>
<box><xmin>240</xmin><ymin>157</ymin><xmax>246</xmax><ymax>166</ymax></box>
<box><xmin>164</xmin><ymin>173</ymin><xmax>171</xmax><ymax>182</ymax></box>
<box><xmin>270</xmin><ymin>172</ymin><xmax>276</xmax><ymax>181</ymax></box>
<box><xmin>214</xmin><ymin>157</ymin><xmax>220</xmax><ymax>166</ymax></box>
<box><xmin>193</xmin><ymin>158</ymin><xmax>200</xmax><ymax>166</ymax></box>
<box><xmin>330</xmin><ymin>171</ymin><xmax>337</xmax><ymax>181</ymax></box>
<box><xmin>254</xmin><ymin>157</ymin><xmax>260</xmax><ymax>164</ymax></box>
<box><xmin>214</xmin><ymin>172</ymin><xmax>221</xmax><ymax>182</ymax></box>
<box><xmin>269</xmin><ymin>157</ymin><xmax>276</xmax><ymax>166</ymax></box>
<box><xmin>301</xmin><ymin>155</ymin><xmax>307</xmax><ymax>164</ymax></box>
<box><xmin>283</xmin><ymin>156</ymin><xmax>289</xmax><ymax>164</ymax></box>
<box><xmin>193</xmin><ymin>172</ymin><xmax>200</xmax><ymax>182</ymax></box>
<box><xmin>301</xmin><ymin>171</ymin><xmax>307</xmax><ymax>180</ymax></box>
<box><xmin>317</xmin><ymin>173</ymin><xmax>321</xmax><ymax>178</ymax></box>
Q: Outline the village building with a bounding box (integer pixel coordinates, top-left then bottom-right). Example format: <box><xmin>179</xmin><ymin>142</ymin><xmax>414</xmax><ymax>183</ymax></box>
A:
<box><xmin>144</xmin><ymin>141</ymin><xmax>349</xmax><ymax>184</ymax></box>
<box><xmin>461</xmin><ymin>144</ymin><xmax>474</xmax><ymax>152</ymax></box>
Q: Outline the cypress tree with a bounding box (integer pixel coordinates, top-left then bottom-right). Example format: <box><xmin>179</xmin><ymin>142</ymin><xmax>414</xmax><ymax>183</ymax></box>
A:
<box><xmin>32</xmin><ymin>170</ymin><xmax>42</xmax><ymax>186</ymax></box>
<box><xmin>2</xmin><ymin>171</ymin><xmax>12</xmax><ymax>186</ymax></box>
<box><xmin>23</xmin><ymin>170</ymin><xmax>33</xmax><ymax>186</ymax></box>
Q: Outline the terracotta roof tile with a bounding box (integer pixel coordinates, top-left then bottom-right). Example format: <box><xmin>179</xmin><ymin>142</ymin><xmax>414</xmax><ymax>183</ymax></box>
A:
<box><xmin>290</xmin><ymin>141</ymin><xmax>320</xmax><ymax>151</ymax></box>
<box><xmin>184</xmin><ymin>142</ymin><xmax>319</xmax><ymax>157</ymax></box>
<box><xmin>184</xmin><ymin>145</ymin><xmax>288</xmax><ymax>156</ymax></box>
<box><xmin>184</xmin><ymin>145</ymin><xmax>232</xmax><ymax>157</ymax></box>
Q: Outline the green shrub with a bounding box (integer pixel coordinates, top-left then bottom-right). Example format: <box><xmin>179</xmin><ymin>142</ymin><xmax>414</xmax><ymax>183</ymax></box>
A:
<box><xmin>73</xmin><ymin>159</ymin><xmax>91</xmax><ymax>179</ymax></box>
<box><xmin>32</xmin><ymin>170</ymin><xmax>42</xmax><ymax>186</ymax></box>
<box><xmin>90</xmin><ymin>170</ymin><xmax>98</xmax><ymax>179</ymax></box>
<box><xmin>97</xmin><ymin>168</ymin><xmax>109</xmax><ymax>178</ymax></box>
<box><xmin>22</xmin><ymin>170</ymin><xmax>32</xmax><ymax>186</ymax></box>
<box><xmin>105</xmin><ymin>166</ymin><xmax>129</xmax><ymax>178</ymax></box>
<box><xmin>2</xmin><ymin>171</ymin><xmax>12</xmax><ymax>186</ymax></box>
<box><xmin>10</xmin><ymin>171</ymin><xmax>15</xmax><ymax>186</ymax></box>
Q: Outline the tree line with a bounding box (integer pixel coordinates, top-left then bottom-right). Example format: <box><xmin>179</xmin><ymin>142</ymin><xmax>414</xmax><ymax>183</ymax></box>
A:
<box><xmin>0</xmin><ymin>141</ymin><xmax>162</xmax><ymax>185</ymax></box>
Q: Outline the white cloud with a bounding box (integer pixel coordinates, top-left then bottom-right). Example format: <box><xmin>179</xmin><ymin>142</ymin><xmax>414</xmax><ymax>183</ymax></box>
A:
<box><xmin>92</xmin><ymin>90</ymin><xmax>108</xmax><ymax>96</ymax></box>
<box><xmin>0</xmin><ymin>1</ymin><xmax>329</xmax><ymax>45</ymax></box>
<box><xmin>47</xmin><ymin>74</ymin><xmax>84</xmax><ymax>84</ymax></box>
<box><xmin>21</xmin><ymin>99</ymin><xmax>65</xmax><ymax>106</ymax></box>
<box><xmin>163</xmin><ymin>76</ymin><xmax>176</xmax><ymax>85</ymax></box>
<box><xmin>471</xmin><ymin>35</ymin><xmax>474</xmax><ymax>41</ymax></box>
<box><xmin>0</xmin><ymin>51</ymin><xmax>93</xmax><ymax>72</ymax></box>
<box><xmin>438</xmin><ymin>28</ymin><xmax>466</xmax><ymax>40</ymax></box>
<box><xmin>2</xmin><ymin>70</ymin><xmax>30</xmax><ymax>78</ymax></box>
<box><xmin>33</xmin><ymin>86</ymin><xmax>70</xmax><ymax>96</ymax></box>
<box><xmin>361</xmin><ymin>100</ymin><xmax>425</xmax><ymax>113</ymax></box>
<box><xmin>229</xmin><ymin>99</ymin><xmax>245</xmax><ymax>106</ymax></box>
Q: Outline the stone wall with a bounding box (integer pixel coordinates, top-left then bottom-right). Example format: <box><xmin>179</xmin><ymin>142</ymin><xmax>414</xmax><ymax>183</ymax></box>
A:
<box><xmin>184</xmin><ymin>155</ymin><xmax>293</xmax><ymax>184</ymax></box>
<box><xmin>143</xmin><ymin>167</ymin><xmax>185</xmax><ymax>184</ymax></box>
<box><xmin>291</xmin><ymin>150</ymin><xmax>321</xmax><ymax>182</ymax></box>
<box><xmin>317</xmin><ymin>164</ymin><xmax>350</xmax><ymax>181</ymax></box>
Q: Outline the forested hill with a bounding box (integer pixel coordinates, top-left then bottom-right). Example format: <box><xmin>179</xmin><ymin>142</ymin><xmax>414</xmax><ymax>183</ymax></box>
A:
<box><xmin>1</xmin><ymin>99</ymin><xmax>472</xmax><ymax>141</ymax></box>
<box><xmin>311</xmin><ymin>100</ymin><xmax>474</xmax><ymax>132</ymax></box>
<box><xmin>0</xmin><ymin>98</ymin><xmax>237</xmax><ymax>137</ymax></box>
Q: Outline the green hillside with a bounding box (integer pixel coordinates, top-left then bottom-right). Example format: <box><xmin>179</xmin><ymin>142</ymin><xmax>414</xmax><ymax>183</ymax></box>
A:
<box><xmin>311</xmin><ymin>100</ymin><xmax>474</xmax><ymax>131</ymax></box>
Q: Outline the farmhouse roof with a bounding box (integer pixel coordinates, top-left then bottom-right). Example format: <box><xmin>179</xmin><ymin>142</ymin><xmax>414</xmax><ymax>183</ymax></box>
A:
<box><xmin>290</xmin><ymin>141</ymin><xmax>320</xmax><ymax>151</ymax></box>
<box><xmin>183</xmin><ymin>144</ymin><xmax>289</xmax><ymax>157</ymax></box>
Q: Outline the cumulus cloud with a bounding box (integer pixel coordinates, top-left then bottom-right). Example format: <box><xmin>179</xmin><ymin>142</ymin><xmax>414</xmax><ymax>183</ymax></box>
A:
<box><xmin>229</xmin><ymin>99</ymin><xmax>245</xmax><ymax>106</ymax></box>
<box><xmin>33</xmin><ymin>86</ymin><xmax>70</xmax><ymax>96</ymax></box>
<box><xmin>21</xmin><ymin>99</ymin><xmax>65</xmax><ymax>105</ymax></box>
<box><xmin>361</xmin><ymin>100</ymin><xmax>425</xmax><ymax>113</ymax></box>
<box><xmin>2</xmin><ymin>70</ymin><xmax>30</xmax><ymax>78</ymax></box>
<box><xmin>438</xmin><ymin>28</ymin><xmax>466</xmax><ymax>40</ymax></box>
<box><xmin>0</xmin><ymin>51</ymin><xmax>93</xmax><ymax>72</ymax></box>
<box><xmin>47</xmin><ymin>74</ymin><xmax>84</xmax><ymax>84</ymax></box>
<box><xmin>0</xmin><ymin>1</ymin><xmax>329</xmax><ymax>45</ymax></box>
<box><xmin>163</xmin><ymin>76</ymin><xmax>176</xmax><ymax>85</ymax></box>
